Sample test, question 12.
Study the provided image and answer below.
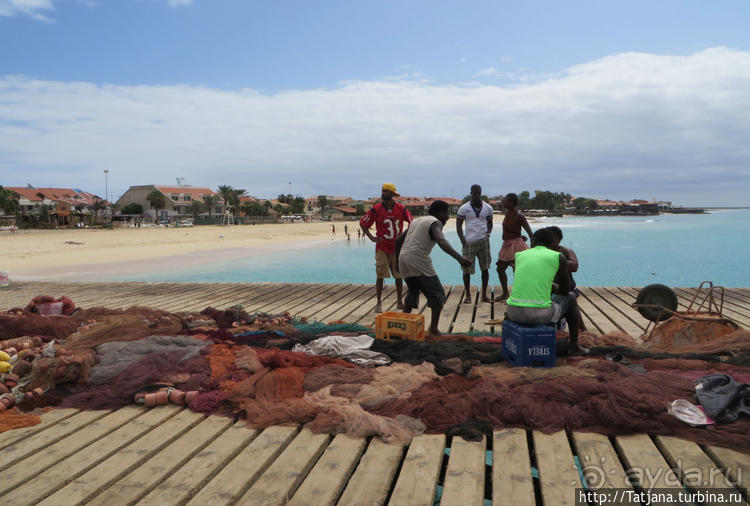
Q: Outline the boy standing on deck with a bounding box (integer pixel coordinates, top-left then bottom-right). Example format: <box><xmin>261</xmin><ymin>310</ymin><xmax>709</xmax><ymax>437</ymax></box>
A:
<box><xmin>395</xmin><ymin>200</ymin><xmax>471</xmax><ymax>336</ymax></box>
<box><xmin>360</xmin><ymin>183</ymin><xmax>413</xmax><ymax>313</ymax></box>
<box><xmin>496</xmin><ymin>193</ymin><xmax>533</xmax><ymax>302</ymax></box>
<box><xmin>456</xmin><ymin>184</ymin><xmax>494</xmax><ymax>304</ymax></box>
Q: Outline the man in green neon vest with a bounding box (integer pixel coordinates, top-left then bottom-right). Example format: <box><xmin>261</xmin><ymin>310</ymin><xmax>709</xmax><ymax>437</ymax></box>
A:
<box><xmin>506</xmin><ymin>227</ymin><xmax>589</xmax><ymax>355</ymax></box>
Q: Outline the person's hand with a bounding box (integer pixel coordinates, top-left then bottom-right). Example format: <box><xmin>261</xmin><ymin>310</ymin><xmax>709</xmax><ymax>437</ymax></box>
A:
<box><xmin>374</xmin><ymin>236</ymin><xmax>383</xmax><ymax>243</ymax></box>
<box><xmin>459</xmin><ymin>256</ymin><xmax>472</xmax><ymax>268</ymax></box>
<box><xmin>460</xmin><ymin>238</ymin><xmax>466</xmax><ymax>247</ymax></box>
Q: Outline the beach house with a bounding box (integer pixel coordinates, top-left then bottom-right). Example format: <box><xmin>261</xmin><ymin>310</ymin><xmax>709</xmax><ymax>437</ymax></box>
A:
<box><xmin>4</xmin><ymin>186</ymin><xmax>105</xmax><ymax>226</ymax></box>
<box><xmin>116</xmin><ymin>184</ymin><xmax>219</xmax><ymax>223</ymax></box>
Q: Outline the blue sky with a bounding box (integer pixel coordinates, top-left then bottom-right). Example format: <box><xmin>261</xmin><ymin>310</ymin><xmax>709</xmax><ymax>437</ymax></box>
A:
<box><xmin>2</xmin><ymin>0</ymin><xmax>750</xmax><ymax>205</ymax></box>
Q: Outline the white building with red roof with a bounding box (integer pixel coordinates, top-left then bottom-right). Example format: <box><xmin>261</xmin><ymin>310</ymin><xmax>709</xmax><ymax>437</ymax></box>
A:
<box><xmin>116</xmin><ymin>184</ymin><xmax>219</xmax><ymax>222</ymax></box>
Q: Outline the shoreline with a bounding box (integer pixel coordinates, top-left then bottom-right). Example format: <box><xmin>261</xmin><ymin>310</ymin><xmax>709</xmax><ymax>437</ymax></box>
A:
<box><xmin>3</xmin><ymin>223</ymin><xmax>345</xmax><ymax>280</ymax></box>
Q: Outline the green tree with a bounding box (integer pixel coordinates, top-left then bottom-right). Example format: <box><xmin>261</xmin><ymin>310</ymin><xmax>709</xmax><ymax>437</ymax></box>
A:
<box><xmin>291</xmin><ymin>197</ymin><xmax>306</xmax><ymax>214</ymax></box>
<box><xmin>573</xmin><ymin>197</ymin><xmax>599</xmax><ymax>211</ymax></box>
<box><xmin>0</xmin><ymin>186</ymin><xmax>20</xmax><ymax>215</ymax></box>
<box><xmin>189</xmin><ymin>200</ymin><xmax>205</xmax><ymax>221</ymax></box>
<box><xmin>355</xmin><ymin>203</ymin><xmax>365</xmax><ymax>215</ymax></box>
<box><xmin>461</xmin><ymin>194</ymin><xmax>490</xmax><ymax>204</ymax></box>
<box><xmin>122</xmin><ymin>202</ymin><xmax>144</xmax><ymax>215</ymax></box>
<box><xmin>317</xmin><ymin>195</ymin><xmax>329</xmax><ymax>218</ymax></box>
<box><xmin>217</xmin><ymin>185</ymin><xmax>246</xmax><ymax>217</ymax></box>
<box><xmin>518</xmin><ymin>191</ymin><xmax>531</xmax><ymax>210</ymax></box>
<box><xmin>203</xmin><ymin>195</ymin><xmax>217</xmax><ymax>218</ymax></box>
<box><xmin>147</xmin><ymin>189</ymin><xmax>167</xmax><ymax>220</ymax></box>
<box><xmin>91</xmin><ymin>199</ymin><xmax>106</xmax><ymax>224</ymax></box>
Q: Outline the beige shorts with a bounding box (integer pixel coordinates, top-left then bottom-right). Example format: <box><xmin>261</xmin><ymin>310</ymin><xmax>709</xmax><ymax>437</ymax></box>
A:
<box><xmin>376</xmin><ymin>250</ymin><xmax>402</xmax><ymax>279</ymax></box>
<box><xmin>462</xmin><ymin>237</ymin><xmax>491</xmax><ymax>274</ymax></box>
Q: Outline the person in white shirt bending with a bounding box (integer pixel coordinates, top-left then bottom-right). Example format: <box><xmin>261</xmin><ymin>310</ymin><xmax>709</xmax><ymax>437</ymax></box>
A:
<box><xmin>456</xmin><ymin>184</ymin><xmax>494</xmax><ymax>304</ymax></box>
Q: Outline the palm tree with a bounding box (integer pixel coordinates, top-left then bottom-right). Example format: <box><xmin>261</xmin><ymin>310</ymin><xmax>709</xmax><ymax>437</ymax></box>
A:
<box><xmin>203</xmin><ymin>195</ymin><xmax>217</xmax><ymax>219</ymax></box>
<box><xmin>147</xmin><ymin>189</ymin><xmax>167</xmax><ymax>221</ymax></box>
<box><xmin>317</xmin><ymin>195</ymin><xmax>329</xmax><ymax>219</ymax></box>
<box><xmin>109</xmin><ymin>202</ymin><xmax>121</xmax><ymax>225</ymax></box>
<box><xmin>91</xmin><ymin>199</ymin><xmax>106</xmax><ymax>224</ymax></box>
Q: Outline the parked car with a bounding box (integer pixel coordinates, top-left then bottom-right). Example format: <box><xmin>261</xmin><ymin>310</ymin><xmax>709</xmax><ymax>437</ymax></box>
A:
<box><xmin>176</xmin><ymin>220</ymin><xmax>194</xmax><ymax>227</ymax></box>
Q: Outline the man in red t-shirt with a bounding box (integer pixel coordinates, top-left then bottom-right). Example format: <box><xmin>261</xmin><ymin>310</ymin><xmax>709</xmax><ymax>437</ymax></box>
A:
<box><xmin>360</xmin><ymin>183</ymin><xmax>413</xmax><ymax>313</ymax></box>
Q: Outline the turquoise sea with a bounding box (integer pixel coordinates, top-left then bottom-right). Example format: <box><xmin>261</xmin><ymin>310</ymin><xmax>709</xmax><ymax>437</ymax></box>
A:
<box><xmin>116</xmin><ymin>209</ymin><xmax>749</xmax><ymax>287</ymax></box>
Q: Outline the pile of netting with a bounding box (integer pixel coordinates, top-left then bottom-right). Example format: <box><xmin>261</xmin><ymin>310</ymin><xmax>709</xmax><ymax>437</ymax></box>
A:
<box><xmin>2</xmin><ymin>298</ymin><xmax>750</xmax><ymax>450</ymax></box>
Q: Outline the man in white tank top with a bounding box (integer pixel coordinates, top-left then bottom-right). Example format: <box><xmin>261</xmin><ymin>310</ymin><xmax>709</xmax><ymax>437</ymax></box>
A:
<box><xmin>395</xmin><ymin>200</ymin><xmax>471</xmax><ymax>336</ymax></box>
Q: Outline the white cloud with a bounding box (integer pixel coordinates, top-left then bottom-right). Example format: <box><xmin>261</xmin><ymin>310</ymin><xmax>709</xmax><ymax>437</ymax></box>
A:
<box><xmin>474</xmin><ymin>66</ymin><xmax>499</xmax><ymax>77</ymax></box>
<box><xmin>1</xmin><ymin>47</ymin><xmax>749</xmax><ymax>205</ymax></box>
<box><xmin>0</xmin><ymin>0</ymin><xmax>55</xmax><ymax>21</ymax></box>
<box><xmin>0</xmin><ymin>0</ymin><xmax>188</xmax><ymax>20</ymax></box>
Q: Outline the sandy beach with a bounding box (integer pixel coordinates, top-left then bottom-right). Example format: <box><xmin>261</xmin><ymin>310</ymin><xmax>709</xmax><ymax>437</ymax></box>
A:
<box><xmin>3</xmin><ymin>222</ymin><xmax>350</xmax><ymax>280</ymax></box>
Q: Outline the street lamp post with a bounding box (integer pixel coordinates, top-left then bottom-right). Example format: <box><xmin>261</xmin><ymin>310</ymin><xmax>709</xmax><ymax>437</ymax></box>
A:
<box><xmin>104</xmin><ymin>169</ymin><xmax>109</xmax><ymax>218</ymax></box>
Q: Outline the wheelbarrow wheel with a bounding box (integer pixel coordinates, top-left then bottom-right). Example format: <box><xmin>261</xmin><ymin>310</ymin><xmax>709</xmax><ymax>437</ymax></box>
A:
<box><xmin>635</xmin><ymin>284</ymin><xmax>678</xmax><ymax>322</ymax></box>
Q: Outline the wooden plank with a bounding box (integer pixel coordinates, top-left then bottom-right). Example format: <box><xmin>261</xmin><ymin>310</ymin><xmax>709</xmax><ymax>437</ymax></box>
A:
<box><xmin>233</xmin><ymin>283</ymin><xmax>298</xmax><ymax>311</ymax></box>
<box><xmin>389</xmin><ymin>434</ymin><xmax>446</xmax><ymax>506</ymax></box>
<box><xmin>0</xmin><ymin>405</ymin><xmax>178</xmax><ymax>505</ymax></box>
<box><xmin>238</xmin><ymin>428</ymin><xmax>330</xmax><ymax>505</ymax></box>
<box><xmin>297</xmin><ymin>284</ymin><xmax>366</xmax><ymax>321</ymax></box>
<box><xmin>492</xmin><ymin>429</ymin><xmax>534</xmax><ymax>506</ymax></box>
<box><xmin>288</xmin><ymin>434</ymin><xmax>368</xmax><ymax>506</ymax></box>
<box><xmin>614</xmin><ymin>433</ymin><xmax>680</xmax><ymax>494</ymax></box>
<box><xmin>0</xmin><ymin>409</ymin><xmax>113</xmax><ymax>474</ymax></box>
<box><xmin>585</xmin><ymin>287</ymin><xmax>645</xmax><ymax>337</ymax></box>
<box><xmin>533</xmin><ymin>430</ymin><xmax>581</xmax><ymax>506</ymax></box>
<box><xmin>91</xmin><ymin>415</ymin><xmax>259</xmax><ymax>506</ymax></box>
<box><xmin>242</xmin><ymin>283</ymin><xmax>307</xmax><ymax>313</ymax></box>
<box><xmin>655</xmin><ymin>436</ymin><xmax>747</xmax><ymax>505</ymax></box>
<box><xmin>315</xmin><ymin>284</ymin><xmax>373</xmax><ymax>322</ymax></box>
<box><xmin>291</xmin><ymin>283</ymin><xmax>350</xmax><ymax>319</ymax></box>
<box><xmin>350</xmin><ymin>286</ymin><xmax>396</xmax><ymax>325</ymax></box>
<box><xmin>38</xmin><ymin>408</ymin><xmax>205</xmax><ymax>505</ymax></box>
<box><xmin>596</xmin><ymin>287</ymin><xmax>648</xmax><ymax>332</ymax></box>
<box><xmin>473</xmin><ymin>287</ymin><xmax>494</xmax><ymax>332</ymax></box>
<box><xmin>441</xmin><ymin>435</ymin><xmax>486</xmax><ymax>506</ymax></box>
<box><xmin>576</xmin><ymin>289</ymin><xmax>621</xmax><ymax>335</ymax></box>
<box><xmin>185</xmin><ymin>425</ymin><xmax>298</xmax><ymax>506</ymax></box>
<box><xmin>572</xmin><ymin>431</ymin><xmax>632</xmax><ymax>490</ymax></box>
<box><xmin>138</xmin><ymin>416</ymin><xmax>254</xmax><ymax>505</ymax></box>
<box><xmin>452</xmin><ymin>285</ymin><xmax>477</xmax><ymax>334</ymax></box>
<box><xmin>437</xmin><ymin>284</ymin><xmax>463</xmax><ymax>334</ymax></box>
<box><xmin>704</xmin><ymin>444</ymin><xmax>750</xmax><ymax>489</ymax></box>
<box><xmin>337</xmin><ymin>438</ymin><xmax>404</xmax><ymax>505</ymax></box>
<box><xmin>261</xmin><ymin>283</ymin><xmax>332</xmax><ymax>315</ymax></box>
<box><xmin>0</xmin><ymin>408</ymin><xmax>79</xmax><ymax>450</ymax></box>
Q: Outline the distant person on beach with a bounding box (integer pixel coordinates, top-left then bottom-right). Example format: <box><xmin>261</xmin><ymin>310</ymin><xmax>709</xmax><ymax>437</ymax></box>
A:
<box><xmin>357</xmin><ymin>229</ymin><xmax>361</xmax><ymax>240</ymax></box>
<box><xmin>456</xmin><ymin>184</ymin><xmax>493</xmax><ymax>304</ymax></box>
<box><xmin>506</xmin><ymin>227</ymin><xmax>589</xmax><ymax>355</ymax></box>
<box><xmin>360</xmin><ymin>183</ymin><xmax>413</xmax><ymax>313</ymax></box>
<box><xmin>344</xmin><ymin>224</ymin><xmax>348</xmax><ymax>235</ymax></box>
<box><xmin>331</xmin><ymin>224</ymin><xmax>336</xmax><ymax>236</ymax></box>
<box><xmin>395</xmin><ymin>200</ymin><xmax>471</xmax><ymax>336</ymax></box>
<box><xmin>547</xmin><ymin>225</ymin><xmax>586</xmax><ymax>331</ymax></box>
<box><xmin>496</xmin><ymin>193</ymin><xmax>533</xmax><ymax>301</ymax></box>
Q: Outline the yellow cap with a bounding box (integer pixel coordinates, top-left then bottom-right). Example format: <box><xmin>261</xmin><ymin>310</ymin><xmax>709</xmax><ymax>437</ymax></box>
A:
<box><xmin>381</xmin><ymin>183</ymin><xmax>400</xmax><ymax>197</ymax></box>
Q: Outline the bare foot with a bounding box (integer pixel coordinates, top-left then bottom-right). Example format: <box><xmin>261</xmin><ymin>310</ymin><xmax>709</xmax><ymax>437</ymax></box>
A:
<box><xmin>463</xmin><ymin>295</ymin><xmax>472</xmax><ymax>304</ymax></box>
<box><xmin>374</xmin><ymin>303</ymin><xmax>383</xmax><ymax>313</ymax></box>
<box><xmin>481</xmin><ymin>296</ymin><xmax>492</xmax><ymax>303</ymax></box>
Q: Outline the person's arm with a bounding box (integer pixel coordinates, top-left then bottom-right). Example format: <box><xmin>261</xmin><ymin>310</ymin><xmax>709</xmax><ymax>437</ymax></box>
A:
<box><xmin>429</xmin><ymin>221</ymin><xmax>471</xmax><ymax>267</ymax></box>
<box><xmin>519</xmin><ymin>214</ymin><xmax>533</xmax><ymax>241</ymax></box>
<box><xmin>486</xmin><ymin>210</ymin><xmax>493</xmax><ymax>237</ymax></box>
<box><xmin>455</xmin><ymin>216</ymin><xmax>466</xmax><ymax>246</ymax></box>
<box><xmin>359</xmin><ymin>211</ymin><xmax>379</xmax><ymax>243</ymax></box>
<box><xmin>560</xmin><ymin>246</ymin><xmax>579</xmax><ymax>272</ymax></box>
<box><xmin>554</xmin><ymin>254</ymin><xmax>571</xmax><ymax>294</ymax></box>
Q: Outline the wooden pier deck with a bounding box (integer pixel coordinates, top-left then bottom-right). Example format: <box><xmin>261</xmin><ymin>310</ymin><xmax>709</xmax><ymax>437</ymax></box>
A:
<box><xmin>1</xmin><ymin>282</ymin><xmax>749</xmax><ymax>505</ymax></box>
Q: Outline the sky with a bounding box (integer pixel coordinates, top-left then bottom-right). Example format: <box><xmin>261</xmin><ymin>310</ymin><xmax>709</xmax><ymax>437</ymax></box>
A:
<box><xmin>1</xmin><ymin>0</ymin><xmax>749</xmax><ymax>206</ymax></box>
